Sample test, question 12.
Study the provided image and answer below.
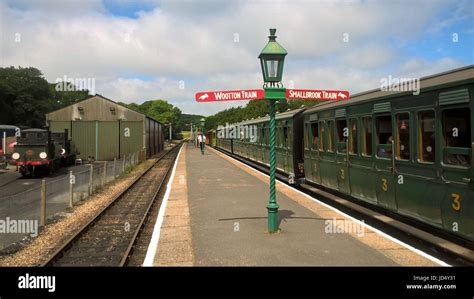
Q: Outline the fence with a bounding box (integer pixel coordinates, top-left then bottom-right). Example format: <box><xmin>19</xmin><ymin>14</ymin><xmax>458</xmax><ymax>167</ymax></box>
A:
<box><xmin>0</xmin><ymin>151</ymin><xmax>141</xmax><ymax>251</ymax></box>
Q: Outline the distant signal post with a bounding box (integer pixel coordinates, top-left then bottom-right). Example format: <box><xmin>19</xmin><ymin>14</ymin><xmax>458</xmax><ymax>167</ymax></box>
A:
<box><xmin>196</xmin><ymin>28</ymin><xmax>350</xmax><ymax>234</ymax></box>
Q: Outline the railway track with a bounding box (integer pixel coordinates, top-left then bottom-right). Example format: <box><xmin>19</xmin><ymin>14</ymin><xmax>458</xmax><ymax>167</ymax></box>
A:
<box><xmin>42</xmin><ymin>142</ymin><xmax>183</xmax><ymax>267</ymax></box>
<box><xmin>212</xmin><ymin>146</ymin><xmax>474</xmax><ymax>266</ymax></box>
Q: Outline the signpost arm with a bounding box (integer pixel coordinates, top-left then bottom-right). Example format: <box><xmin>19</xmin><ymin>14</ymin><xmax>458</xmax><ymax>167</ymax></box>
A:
<box><xmin>267</xmin><ymin>98</ymin><xmax>279</xmax><ymax>233</ymax></box>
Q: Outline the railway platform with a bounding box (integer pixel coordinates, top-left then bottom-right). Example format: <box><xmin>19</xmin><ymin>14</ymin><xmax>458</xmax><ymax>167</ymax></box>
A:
<box><xmin>145</xmin><ymin>142</ymin><xmax>445</xmax><ymax>266</ymax></box>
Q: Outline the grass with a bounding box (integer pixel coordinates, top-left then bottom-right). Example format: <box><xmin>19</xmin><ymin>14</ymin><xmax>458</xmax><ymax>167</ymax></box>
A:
<box><xmin>181</xmin><ymin>131</ymin><xmax>191</xmax><ymax>139</ymax></box>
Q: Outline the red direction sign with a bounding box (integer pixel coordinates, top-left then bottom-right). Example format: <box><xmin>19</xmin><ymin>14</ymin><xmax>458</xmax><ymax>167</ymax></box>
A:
<box><xmin>286</xmin><ymin>89</ymin><xmax>350</xmax><ymax>101</ymax></box>
<box><xmin>195</xmin><ymin>89</ymin><xmax>264</xmax><ymax>102</ymax></box>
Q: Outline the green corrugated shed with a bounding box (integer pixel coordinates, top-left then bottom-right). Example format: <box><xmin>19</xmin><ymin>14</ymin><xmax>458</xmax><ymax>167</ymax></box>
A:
<box><xmin>49</xmin><ymin>121</ymin><xmax>71</xmax><ymax>138</ymax></box>
<box><xmin>72</xmin><ymin>121</ymin><xmax>96</xmax><ymax>160</ymax></box>
<box><xmin>120</xmin><ymin>121</ymin><xmax>143</xmax><ymax>158</ymax></box>
<box><xmin>99</xmin><ymin>122</ymin><xmax>119</xmax><ymax>160</ymax></box>
<box><xmin>46</xmin><ymin>95</ymin><xmax>164</xmax><ymax>160</ymax></box>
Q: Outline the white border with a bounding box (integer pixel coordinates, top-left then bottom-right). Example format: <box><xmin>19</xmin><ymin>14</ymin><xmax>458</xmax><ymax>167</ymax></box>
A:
<box><xmin>213</xmin><ymin>147</ymin><xmax>450</xmax><ymax>267</ymax></box>
<box><xmin>142</xmin><ymin>145</ymin><xmax>184</xmax><ymax>266</ymax></box>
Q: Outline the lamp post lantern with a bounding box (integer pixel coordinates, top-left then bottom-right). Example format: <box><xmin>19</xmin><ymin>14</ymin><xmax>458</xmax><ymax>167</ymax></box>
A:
<box><xmin>200</xmin><ymin>117</ymin><xmax>206</xmax><ymax>134</ymax></box>
<box><xmin>259</xmin><ymin>29</ymin><xmax>287</xmax><ymax>84</ymax></box>
<box><xmin>259</xmin><ymin>28</ymin><xmax>287</xmax><ymax>233</ymax></box>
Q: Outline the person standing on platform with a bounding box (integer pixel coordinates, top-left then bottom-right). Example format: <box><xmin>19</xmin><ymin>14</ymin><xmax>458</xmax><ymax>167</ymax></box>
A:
<box><xmin>198</xmin><ymin>134</ymin><xmax>206</xmax><ymax>155</ymax></box>
<box><xmin>197</xmin><ymin>134</ymin><xmax>202</xmax><ymax>151</ymax></box>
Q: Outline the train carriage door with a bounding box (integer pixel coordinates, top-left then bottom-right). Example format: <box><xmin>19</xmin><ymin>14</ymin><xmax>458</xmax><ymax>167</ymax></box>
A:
<box><xmin>310</xmin><ymin>121</ymin><xmax>321</xmax><ymax>184</ymax></box>
<box><xmin>276</xmin><ymin>122</ymin><xmax>283</xmax><ymax>171</ymax></box>
<box><xmin>320</xmin><ymin>120</ymin><xmax>337</xmax><ymax>189</ymax></box>
<box><xmin>374</xmin><ymin>114</ymin><xmax>397</xmax><ymax>210</ymax></box>
<box><xmin>303</xmin><ymin>121</ymin><xmax>312</xmax><ymax>181</ymax></box>
<box><xmin>286</xmin><ymin>121</ymin><xmax>293</xmax><ymax>174</ymax></box>
<box><xmin>438</xmin><ymin>94</ymin><xmax>473</xmax><ymax>239</ymax></box>
<box><xmin>263</xmin><ymin>126</ymin><xmax>268</xmax><ymax>165</ymax></box>
<box><xmin>348</xmin><ymin>117</ymin><xmax>375</xmax><ymax>203</ymax></box>
<box><xmin>283</xmin><ymin>122</ymin><xmax>290</xmax><ymax>172</ymax></box>
<box><xmin>336</xmin><ymin>118</ymin><xmax>350</xmax><ymax>193</ymax></box>
<box><xmin>252</xmin><ymin>124</ymin><xmax>258</xmax><ymax>161</ymax></box>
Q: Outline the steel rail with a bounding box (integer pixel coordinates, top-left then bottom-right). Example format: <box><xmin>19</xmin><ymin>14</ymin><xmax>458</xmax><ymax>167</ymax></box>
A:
<box><xmin>42</xmin><ymin>141</ymin><xmax>183</xmax><ymax>267</ymax></box>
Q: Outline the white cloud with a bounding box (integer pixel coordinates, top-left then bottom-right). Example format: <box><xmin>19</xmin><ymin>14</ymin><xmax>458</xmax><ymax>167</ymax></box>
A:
<box><xmin>0</xmin><ymin>0</ymin><xmax>471</xmax><ymax>117</ymax></box>
<box><xmin>340</xmin><ymin>44</ymin><xmax>394</xmax><ymax>69</ymax></box>
<box><xmin>396</xmin><ymin>57</ymin><xmax>465</xmax><ymax>78</ymax></box>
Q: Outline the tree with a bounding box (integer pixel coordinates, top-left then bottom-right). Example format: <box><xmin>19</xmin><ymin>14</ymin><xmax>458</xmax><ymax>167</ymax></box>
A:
<box><xmin>121</xmin><ymin>99</ymin><xmax>182</xmax><ymax>131</ymax></box>
<box><xmin>0</xmin><ymin>66</ymin><xmax>91</xmax><ymax>128</ymax></box>
<box><xmin>176</xmin><ymin>114</ymin><xmax>205</xmax><ymax>132</ymax></box>
<box><xmin>0</xmin><ymin>67</ymin><xmax>52</xmax><ymax>128</ymax></box>
<box><xmin>121</xmin><ymin>99</ymin><xmax>183</xmax><ymax>139</ymax></box>
<box><xmin>48</xmin><ymin>83</ymin><xmax>90</xmax><ymax>111</ymax></box>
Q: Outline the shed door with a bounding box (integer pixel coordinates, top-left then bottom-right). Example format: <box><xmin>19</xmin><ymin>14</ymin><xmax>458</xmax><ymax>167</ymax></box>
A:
<box><xmin>120</xmin><ymin>121</ymin><xmax>143</xmax><ymax>159</ymax></box>
<box><xmin>98</xmin><ymin>122</ymin><xmax>119</xmax><ymax>160</ymax></box>
<box><xmin>72</xmin><ymin>121</ymin><xmax>96</xmax><ymax>160</ymax></box>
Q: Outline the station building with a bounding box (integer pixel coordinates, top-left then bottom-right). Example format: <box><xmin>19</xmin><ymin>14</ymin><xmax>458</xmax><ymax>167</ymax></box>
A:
<box><xmin>46</xmin><ymin>95</ymin><xmax>164</xmax><ymax>161</ymax></box>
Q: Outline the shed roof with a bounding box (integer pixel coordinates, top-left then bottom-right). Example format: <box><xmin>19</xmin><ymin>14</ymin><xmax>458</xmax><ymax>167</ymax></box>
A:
<box><xmin>46</xmin><ymin>94</ymin><xmax>163</xmax><ymax>124</ymax></box>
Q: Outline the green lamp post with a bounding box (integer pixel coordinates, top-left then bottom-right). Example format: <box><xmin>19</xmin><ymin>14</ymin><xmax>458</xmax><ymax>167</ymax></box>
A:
<box><xmin>200</xmin><ymin>117</ymin><xmax>206</xmax><ymax>154</ymax></box>
<box><xmin>259</xmin><ymin>28</ymin><xmax>287</xmax><ymax>233</ymax></box>
<box><xmin>200</xmin><ymin>117</ymin><xmax>206</xmax><ymax>137</ymax></box>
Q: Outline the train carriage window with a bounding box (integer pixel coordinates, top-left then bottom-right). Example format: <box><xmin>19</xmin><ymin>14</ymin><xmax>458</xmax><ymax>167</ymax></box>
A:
<box><xmin>327</xmin><ymin>121</ymin><xmax>334</xmax><ymax>152</ymax></box>
<box><xmin>264</xmin><ymin>126</ymin><xmax>268</xmax><ymax>145</ymax></box>
<box><xmin>442</xmin><ymin>108</ymin><xmax>471</xmax><ymax>167</ymax></box>
<box><xmin>288</xmin><ymin>125</ymin><xmax>293</xmax><ymax>149</ymax></box>
<box><xmin>362</xmin><ymin>117</ymin><xmax>372</xmax><ymax>156</ymax></box>
<box><xmin>376</xmin><ymin>115</ymin><xmax>393</xmax><ymax>159</ymax></box>
<box><xmin>418</xmin><ymin>111</ymin><xmax>435</xmax><ymax>163</ymax></box>
<box><xmin>304</xmin><ymin>123</ymin><xmax>309</xmax><ymax>149</ymax></box>
<box><xmin>250</xmin><ymin>125</ymin><xmax>256</xmax><ymax>143</ymax></box>
<box><xmin>396</xmin><ymin>113</ymin><xmax>410</xmax><ymax>160</ymax></box>
<box><xmin>275</xmin><ymin>126</ymin><xmax>279</xmax><ymax>146</ymax></box>
<box><xmin>283</xmin><ymin>126</ymin><xmax>289</xmax><ymax>148</ymax></box>
<box><xmin>319</xmin><ymin>122</ymin><xmax>324</xmax><ymax>151</ymax></box>
<box><xmin>277</xmin><ymin>126</ymin><xmax>282</xmax><ymax>147</ymax></box>
<box><xmin>311</xmin><ymin>122</ymin><xmax>319</xmax><ymax>150</ymax></box>
<box><xmin>349</xmin><ymin>119</ymin><xmax>358</xmax><ymax>155</ymax></box>
<box><xmin>336</xmin><ymin>119</ymin><xmax>347</xmax><ymax>153</ymax></box>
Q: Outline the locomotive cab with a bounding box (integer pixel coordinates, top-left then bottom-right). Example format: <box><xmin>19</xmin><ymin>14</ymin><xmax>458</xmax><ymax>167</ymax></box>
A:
<box><xmin>13</xmin><ymin>129</ymin><xmax>56</xmax><ymax>177</ymax></box>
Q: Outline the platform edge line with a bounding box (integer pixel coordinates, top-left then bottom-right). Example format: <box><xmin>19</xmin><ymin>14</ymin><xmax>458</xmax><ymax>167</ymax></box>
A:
<box><xmin>142</xmin><ymin>145</ymin><xmax>184</xmax><ymax>267</ymax></box>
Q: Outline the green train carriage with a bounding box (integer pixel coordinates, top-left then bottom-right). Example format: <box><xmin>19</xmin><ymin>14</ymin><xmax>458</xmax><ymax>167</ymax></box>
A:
<box><xmin>215</xmin><ymin>127</ymin><xmax>232</xmax><ymax>152</ymax></box>
<box><xmin>221</xmin><ymin>108</ymin><xmax>305</xmax><ymax>183</ymax></box>
<box><xmin>303</xmin><ymin>65</ymin><xmax>473</xmax><ymax>242</ymax></box>
<box><xmin>205</xmin><ymin>130</ymin><xmax>217</xmax><ymax>147</ymax></box>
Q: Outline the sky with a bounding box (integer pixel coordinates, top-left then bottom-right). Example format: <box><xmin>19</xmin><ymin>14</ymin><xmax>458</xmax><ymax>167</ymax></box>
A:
<box><xmin>0</xmin><ymin>0</ymin><xmax>473</xmax><ymax>116</ymax></box>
